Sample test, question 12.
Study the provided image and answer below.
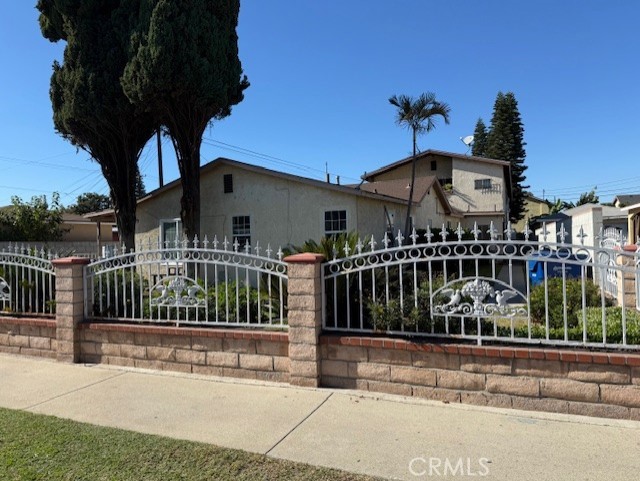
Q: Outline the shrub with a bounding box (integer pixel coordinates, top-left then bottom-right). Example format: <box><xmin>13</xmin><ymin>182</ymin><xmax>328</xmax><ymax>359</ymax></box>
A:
<box><xmin>577</xmin><ymin>307</ymin><xmax>640</xmax><ymax>344</ymax></box>
<box><xmin>207</xmin><ymin>281</ymin><xmax>278</xmax><ymax>324</ymax></box>
<box><xmin>529</xmin><ymin>278</ymin><xmax>608</xmax><ymax>329</ymax></box>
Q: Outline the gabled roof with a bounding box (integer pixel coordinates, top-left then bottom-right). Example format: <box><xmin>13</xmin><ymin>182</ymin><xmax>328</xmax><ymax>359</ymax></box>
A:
<box><xmin>356</xmin><ymin>176</ymin><xmax>455</xmax><ymax>215</ymax></box>
<box><xmin>614</xmin><ymin>194</ymin><xmax>640</xmax><ymax>207</ymax></box>
<box><xmin>362</xmin><ymin>149</ymin><xmax>510</xmax><ymax>181</ymax></box>
<box><xmin>86</xmin><ymin>157</ymin><xmax>422</xmax><ymax>222</ymax></box>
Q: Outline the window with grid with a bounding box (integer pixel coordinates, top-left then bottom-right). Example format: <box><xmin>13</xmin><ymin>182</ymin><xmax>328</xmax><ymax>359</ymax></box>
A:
<box><xmin>474</xmin><ymin>178</ymin><xmax>492</xmax><ymax>190</ymax></box>
<box><xmin>324</xmin><ymin>210</ymin><xmax>347</xmax><ymax>236</ymax></box>
<box><xmin>232</xmin><ymin>216</ymin><xmax>251</xmax><ymax>249</ymax></box>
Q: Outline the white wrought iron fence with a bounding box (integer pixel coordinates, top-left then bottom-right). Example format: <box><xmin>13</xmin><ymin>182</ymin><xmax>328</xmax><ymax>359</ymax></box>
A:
<box><xmin>84</xmin><ymin>237</ymin><xmax>288</xmax><ymax>328</ymax></box>
<box><xmin>0</xmin><ymin>245</ymin><xmax>57</xmax><ymax>316</ymax></box>
<box><xmin>322</xmin><ymin>222</ymin><xmax>640</xmax><ymax>350</ymax></box>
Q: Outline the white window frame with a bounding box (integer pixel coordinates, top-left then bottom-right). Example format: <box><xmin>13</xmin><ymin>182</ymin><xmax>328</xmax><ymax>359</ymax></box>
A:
<box><xmin>159</xmin><ymin>218</ymin><xmax>182</xmax><ymax>248</ymax></box>
<box><xmin>232</xmin><ymin>215</ymin><xmax>251</xmax><ymax>250</ymax></box>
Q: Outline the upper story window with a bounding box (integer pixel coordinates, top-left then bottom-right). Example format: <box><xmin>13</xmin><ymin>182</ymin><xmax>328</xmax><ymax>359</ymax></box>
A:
<box><xmin>232</xmin><ymin>215</ymin><xmax>251</xmax><ymax>249</ymax></box>
<box><xmin>325</xmin><ymin>210</ymin><xmax>347</xmax><ymax>236</ymax></box>
<box><xmin>430</xmin><ymin>160</ymin><xmax>437</xmax><ymax>171</ymax></box>
<box><xmin>475</xmin><ymin>178</ymin><xmax>492</xmax><ymax>190</ymax></box>
<box><xmin>224</xmin><ymin>174</ymin><xmax>233</xmax><ymax>193</ymax></box>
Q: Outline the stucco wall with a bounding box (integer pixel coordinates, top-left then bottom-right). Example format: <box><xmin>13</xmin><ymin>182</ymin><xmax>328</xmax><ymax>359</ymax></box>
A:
<box><xmin>135</xmin><ymin>164</ymin><xmax>408</xmax><ymax>249</ymax></box>
<box><xmin>449</xmin><ymin>158</ymin><xmax>505</xmax><ymax>214</ymax></box>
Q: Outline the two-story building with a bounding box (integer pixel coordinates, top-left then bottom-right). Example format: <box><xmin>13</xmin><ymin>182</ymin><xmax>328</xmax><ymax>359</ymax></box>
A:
<box><xmin>361</xmin><ymin>149</ymin><xmax>511</xmax><ymax>232</ymax></box>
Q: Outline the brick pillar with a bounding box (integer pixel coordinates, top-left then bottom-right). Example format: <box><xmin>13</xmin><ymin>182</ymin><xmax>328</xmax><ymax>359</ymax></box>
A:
<box><xmin>52</xmin><ymin>257</ymin><xmax>91</xmax><ymax>363</ymax></box>
<box><xmin>616</xmin><ymin>248</ymin><xmax>637</xmax><ymax>308</ymax></box>
<box><xmin>285</xmin><ymin>253</ymin><xmax>325</xmax><ymax>387</ymax></box>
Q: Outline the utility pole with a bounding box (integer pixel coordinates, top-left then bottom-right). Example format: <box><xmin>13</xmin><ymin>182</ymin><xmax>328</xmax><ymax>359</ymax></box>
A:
<box><xmin>157</xmin><ymin>128</ymin><xmax>164</xmax><ymax>188</ymax></box>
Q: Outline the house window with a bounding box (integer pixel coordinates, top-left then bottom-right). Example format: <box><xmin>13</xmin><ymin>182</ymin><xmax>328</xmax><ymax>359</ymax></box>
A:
<box><xmin>161</xmin><ymin>219</ymin><xmax>182</xmax><ymax>247</ymax></box>
<box><xmin>430</xmin><ymin>160</ymin><xmax>437</xmax><ymax>171</ymax></box>
<box><xmin>325</xmin><ymin>210</ymin><xmax>347</xmax><ymax>236</ymax></box>
<box><xmin>223</xmin><ymin>174</ymin><xmax>233</xmax><ymax>193</ymax></box>
<box><xmin>232</xmin><ymin>215</ymin><xmax>251</xmax><ymax>249</ymax></box>
<box><xmin>439</xmin><ymin>177</ymin><xmax>453</xmax><ymax>190</ymax></box>
<box><xmin>475</xmin><ymin>178</ymin><xmax>492</xmax><ymax>190</ymax></box>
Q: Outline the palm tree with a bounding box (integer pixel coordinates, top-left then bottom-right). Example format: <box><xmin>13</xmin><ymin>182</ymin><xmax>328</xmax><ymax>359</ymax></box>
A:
<box><xmin>389</xmin><ymin>93</ymin><xmax>451</xmax><ymax>238</ymax></box>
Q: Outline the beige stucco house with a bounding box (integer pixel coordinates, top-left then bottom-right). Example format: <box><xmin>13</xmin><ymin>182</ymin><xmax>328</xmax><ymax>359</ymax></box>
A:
<box><xmin>621</xmin><ymin>202</ymin><xmax>640</xmax><ymax>245</ymax></box>
<box><xmin>93</xmin><ymin>158</ymin><xmax>458</xmax><ymax>251</ymax></box>
<box><xmin>513</xmin><ymin>193</ymin><xmax>550</xmax><ymax>232</ymax></box>
<box><xmin>361</xmin><ymin>150</ymin><xmax>511</xmax><ymax>232</ymax></box>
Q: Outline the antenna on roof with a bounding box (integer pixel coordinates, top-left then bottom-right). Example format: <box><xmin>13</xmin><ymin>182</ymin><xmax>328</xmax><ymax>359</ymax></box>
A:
<box><xmin>460</xmin><ymin>135</ymin><xmax>474</xmax><ymax>155</ymax></box>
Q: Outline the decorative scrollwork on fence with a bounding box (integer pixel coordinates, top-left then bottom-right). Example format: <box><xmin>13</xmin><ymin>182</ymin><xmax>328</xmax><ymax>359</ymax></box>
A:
<box><xmin>0</xmin><ymin>277</ymin><xmax>10</xmax><ymax>303</ymax></box>
<box><xmin>150</xmin><ymin>276</ymin><xmax>206</xmax><ymax>308</ymax></box>
<box><xmin>432</xmin><ymin>277</ymin><xmax>527</xmax><ymax>318</ymax></box>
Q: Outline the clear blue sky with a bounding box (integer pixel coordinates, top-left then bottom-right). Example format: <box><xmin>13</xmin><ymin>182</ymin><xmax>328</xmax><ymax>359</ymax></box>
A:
<box><xmin>1</xmin><ymin>1</ymin><xmax>638</xmax><ymax>208</ymax></box>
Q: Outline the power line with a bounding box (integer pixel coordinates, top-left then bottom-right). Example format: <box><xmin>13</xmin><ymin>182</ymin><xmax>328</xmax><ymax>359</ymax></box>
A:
<box><xmin>201</xmin><ymin>137</ymin><xmax>362</xmax><ymax>184</ymax></box>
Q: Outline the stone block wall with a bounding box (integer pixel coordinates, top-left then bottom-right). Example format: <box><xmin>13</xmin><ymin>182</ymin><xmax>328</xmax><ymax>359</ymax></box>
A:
<box><xmin>0</xmin><ymin>317</ymin><xmax>56</xmax><ymax>359</ymax></box>
<box><xmin>320</xmin><ymin>336</ymin><xmax>640</xmax><ymax>421</ymax></box>
<box><xmin>79</xmin><ymin>323</ymin><xmax>289</xmax><ymax>382</ymax></box>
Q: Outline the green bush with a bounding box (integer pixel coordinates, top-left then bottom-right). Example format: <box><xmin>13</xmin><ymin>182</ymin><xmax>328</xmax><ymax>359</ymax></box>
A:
<box><xmin>578</xmin><ymin>307</ymin><xmax>640</xmax><ymax>344</ymax></box>
<box><xmin>92</xmin><ymin>269</ymin><xmax>147</xmax><ymax>318</ymax></box>
<box><xmin>207</xmin><ymin>281</ymin><xmax>280</xmax><ymax>324</ymax></box>
<box><xmin>529</xmin><ymin>278</ymin><xmax>608</xmax><ymax>329</ymax></box>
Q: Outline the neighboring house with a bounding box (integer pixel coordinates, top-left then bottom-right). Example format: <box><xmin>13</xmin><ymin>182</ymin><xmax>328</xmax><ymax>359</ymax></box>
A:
<box><xmin>621</xmin><ymin>202</ymin><xmax>640</xmax><ymax>245</ymax></box>
<box><xmin>88</xmin><ymin>157</ymin><xmax>457</xmax><ymax>251</ymax></box>
<box><xmin>513</xmin><ymin>193</ymin><xmax>550</xmax><ymax>232</ymax></box>
<box><xmin>0</xmin><ymin>213</ymin><xmax>118</xmax><ymax>258</ymax></box>
<box><xmin>361</xmin><ymin>149</ymin><xmax>511</xmax><ymax>231</ymax></box>
<box><xmin>534</xmin><ymin>204</ymin><xmax>627</xmax><ymax>247</ymax></box>
<box><xmin>613</xmin><ymin>194</ymin><xmax>640</xmax><ymax>208</ymax></box>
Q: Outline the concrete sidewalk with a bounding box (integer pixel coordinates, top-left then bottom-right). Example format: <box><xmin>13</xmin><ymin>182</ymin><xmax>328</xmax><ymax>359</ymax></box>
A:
<box><xmin>1</xmin><ymin>354</ymin><xmax>639</xmax><ymax>481</ymax></box>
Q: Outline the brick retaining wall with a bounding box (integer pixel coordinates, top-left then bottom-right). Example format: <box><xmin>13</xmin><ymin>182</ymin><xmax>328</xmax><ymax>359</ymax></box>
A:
<box><xmin>79</xmin><ymin>323</ymin><xmax>290</xmax><ymax>382</ymax></box>
<box><xmin>320</xmin><ymin>335</ymin><xmax>640</xmax><ymax>421</ymax></box>
<box><xmin>0</xmin><ymin>317</ymin><xmax>57</xmax><ymax>359</ymax></box>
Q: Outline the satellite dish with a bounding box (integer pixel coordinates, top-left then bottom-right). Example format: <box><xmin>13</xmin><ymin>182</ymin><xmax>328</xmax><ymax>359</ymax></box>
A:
<box><xmin>460</xmin><ymin>135</ymin><xmax>474</xmax><ymax>155</ymax></box>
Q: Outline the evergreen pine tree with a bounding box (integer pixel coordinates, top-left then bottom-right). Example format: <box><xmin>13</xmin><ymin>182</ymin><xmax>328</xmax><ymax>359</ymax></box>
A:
<box><xmin>485</xmin><ymin>92</ymin><xmax>528</xmax><ymax>223</ymax></box>
<box><xmin>471</xmin><ymin>118</ymin><xmax>488</xmax><ymax>157</ymax></box>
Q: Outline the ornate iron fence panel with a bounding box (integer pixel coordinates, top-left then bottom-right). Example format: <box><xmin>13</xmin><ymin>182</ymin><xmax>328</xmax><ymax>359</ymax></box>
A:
<box><xmin>322</xmin><ymin>222</ymin><xmax>640</xmax><ymax>350</ymax></box>
<box><xmin>84</xmin><ymin>237</ymin><xmax>288</xmax><ymax>328</ymax></box>
<box><xmin>0</xmin><ymin>245</ymin><xmax>57</xmax><ymax>316</ymax></box>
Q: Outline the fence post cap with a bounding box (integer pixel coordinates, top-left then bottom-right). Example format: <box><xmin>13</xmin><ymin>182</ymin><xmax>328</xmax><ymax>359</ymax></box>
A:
<box><xmin>283</xmin><ymin>253</ymin><xmax>325</xmax><ymax>264</ymax></box>
<box><xmin>51</xmin><ymin>257</ymin><xmax>92</xmax><ymax>266</ymax></box>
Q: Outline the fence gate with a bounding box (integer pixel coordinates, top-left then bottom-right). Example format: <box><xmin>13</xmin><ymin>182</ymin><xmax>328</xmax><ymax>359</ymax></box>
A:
<box><xmin>322</xmin><ymin>223</ymin><xmax>640</xmax><ymax>350</ymax></box>
<box><xmin>84</xmin><ymin>237</ymin><xmax>288</xmax><ymax>328</ymax></box>
<box><xmin>0</xmin><ymin>245</ymin><xmax>56</xmax><ymax>315</ymax></box>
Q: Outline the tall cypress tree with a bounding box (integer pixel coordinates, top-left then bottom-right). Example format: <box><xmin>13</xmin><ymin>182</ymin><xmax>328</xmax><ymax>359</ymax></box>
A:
<box><xmin>471</xmin><ymin>118</ymin><xmax>488</xmax><ymax>157</ymax></box>
<box><xmin>122</xmin><ymin>0</ymin><xmax>249</xmax><ymax>243</ymax></box>
<box><xmin>37</xmin><ymin>0</ymin><xmax>156</xmax><ymax>251</ymax></box>
<box><xmin>485</xmin><ymin>92</ymin><xmax>528</xmax><ymax>223</ymax></box>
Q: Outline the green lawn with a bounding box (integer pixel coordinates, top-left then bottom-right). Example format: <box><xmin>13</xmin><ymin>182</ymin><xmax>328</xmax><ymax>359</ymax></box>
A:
<box><xmin>0</xmin><ymin>408</ymin><xmax>380</xmax><ymax>481</ymax></box>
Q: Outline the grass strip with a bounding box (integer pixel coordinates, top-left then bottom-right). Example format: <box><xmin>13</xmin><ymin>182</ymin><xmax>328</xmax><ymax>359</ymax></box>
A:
<box><xmin>0</xmin><ymin>407</ymin><xmax>380</xmax><ymax>481</ymax></box>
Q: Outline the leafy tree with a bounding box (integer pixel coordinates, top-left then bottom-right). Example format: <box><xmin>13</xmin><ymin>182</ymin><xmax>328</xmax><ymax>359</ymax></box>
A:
<box><xmin>122</xmin><ymin>0</ymin><xmax>249</xmax><ymax>242</ymax></box>
<box><xmin>485</xmin><ymin>92</ymin><xmax>529</xmax><ymax>223</ymax></box>
<box><xmin>0</xmin><ymin>194</ymin><xmax>65</xmax><ymax>242</ymax></box>
<box><xmin>576</xmin><ymin>189</ymin><xmax>599</xmax><ymax>206</ymax></box>
<box><xmin>37</xmin><ymin>0</ymin><xmax>157</xmax><ymax>251</ymax></box>
<box><xmin>547</xmin><ymin>198</ymin><xmax>574</xmax><ymax>214</ymax></box>
<box><xmin>69</xmin><ymin>193</ymin><xmax>112</xmax><ymax>215</ymax></box>
<box><xmin>471</xmin><ymin>118</ymin><xmax>488</xmax><ymax>157</ymax></box>
<box><xmin>388</xmin><ymin>93</ymin><xmax>451</xmax><ymax>237</ymax></box>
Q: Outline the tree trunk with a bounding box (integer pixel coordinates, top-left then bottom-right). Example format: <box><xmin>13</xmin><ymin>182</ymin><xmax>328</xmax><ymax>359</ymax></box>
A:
<box><xmin>403</xmin><ymin>129</ymin><xmax>417</xmax><ymax>240</ymax></box>
<box><xmin>171</xmin><ymin>128</ymin><xmax>203</xmax><ymax>244</ymax></box>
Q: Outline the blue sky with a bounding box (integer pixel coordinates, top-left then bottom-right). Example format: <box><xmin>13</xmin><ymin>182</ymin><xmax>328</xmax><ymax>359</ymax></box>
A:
<box><xmin>0</xmin><ymin>1</ymin><xmax>638</xmax><ymax>208</ymax></box>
